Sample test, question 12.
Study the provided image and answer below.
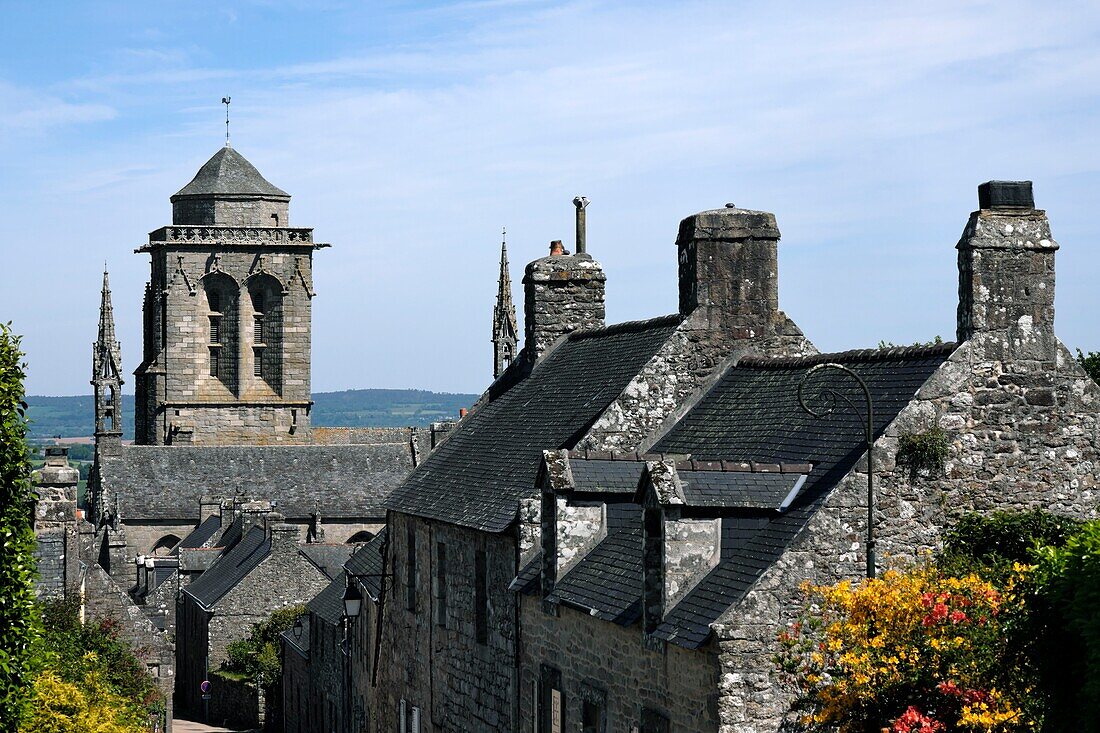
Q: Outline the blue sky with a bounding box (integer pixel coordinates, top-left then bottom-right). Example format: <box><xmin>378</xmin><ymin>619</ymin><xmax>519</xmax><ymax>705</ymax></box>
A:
<box><xmin>2</xmin><ymin>0</ymin><xmax>1099</xmax><ymax>396</ymax></box>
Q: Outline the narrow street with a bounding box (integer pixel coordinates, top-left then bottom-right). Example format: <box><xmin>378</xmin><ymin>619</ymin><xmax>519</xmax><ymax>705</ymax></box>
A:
<box><xmin>172</xmin><ymin>719</ymin><xmax>257</xmax><ymax>733</ymax></box>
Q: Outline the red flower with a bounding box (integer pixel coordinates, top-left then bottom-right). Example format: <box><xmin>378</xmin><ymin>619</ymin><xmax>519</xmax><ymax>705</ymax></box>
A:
<box><xmin>937</xmin><ymin>680</ymin><xmax>961</xmax><ymax>698</ymax></box>
<box><xmin>949</xmin><ymin>610</ymin><xmax>968</xmax><ymax>624</ymax></box>
<box><xmin>893</xmin><ymin>706</ymin><xmax>945</xmax><ymax>733</ymax></box>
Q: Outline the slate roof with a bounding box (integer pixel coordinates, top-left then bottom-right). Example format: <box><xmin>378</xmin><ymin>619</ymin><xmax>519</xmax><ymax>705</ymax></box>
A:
<box><xmin>308</xmin><ymin>571</ymin><xmax>348</xmax><ymax>626</ymax></box>
<box><xmin>345</xmin><ymin>527</ymin><xmax>388</xmax><ymax>601</ymax></box>
<box><xmin>301</xmin><ymin>544</ymin><xmax>354</xmax><ymax>580</ymax></box>
<box><xmin>674</xmin><ymin>469</ymin><xmax>807</xmax><ymax>511</ymax></box>
<box><xmin>384</xmin><ymin>316</ymin><xmax>683</xmax><ymax>532</ymax></box>
<box><xmin>644</xmin><ymin>343</ymin><xmax>956</xmax><ymax>647</ymax></box>
<box><xmin>172</xmin><ymin>514</ymin><xmax>222</xmax><ymax>556</ymax></box>
<box><xmin>100</xmin><ymin>444</ymin><xmax>415</xmax><ymax>522</ymax></box>
<box><xmin>183</xmin><ymin>526</ymin><xmax>270</xmax><ymax>609</ymax></box>
<box><xmin>172</xmin><ymin>146</ymin><xmax>290</xmax><ymax>200</ymax></box>
<box><xmin>568</xmin><ymin>458</ymin><xmax>645</xmax><ymax>495</ymax></box>
<box><xmin>546</xmin><ymin>502</ymin><xmax>643</xmax><ymax>624</ymax></box>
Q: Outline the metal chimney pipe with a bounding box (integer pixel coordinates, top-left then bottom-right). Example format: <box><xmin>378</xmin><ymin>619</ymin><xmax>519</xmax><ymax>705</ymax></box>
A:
<box><xmin>573</xmin><ymin>196</ymin><xmax>590</xmax><ymax>254</ymax></box>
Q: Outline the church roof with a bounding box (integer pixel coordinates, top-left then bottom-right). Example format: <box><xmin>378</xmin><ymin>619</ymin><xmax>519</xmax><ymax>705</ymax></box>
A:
<box><xmin>172</xmin><ymin>146</ymin><xmax>290</xmax><ymax>200</ymax></box>
<box><xmin>99</xmin><ymin>443</ymin><xmax>415</xmax><ymax>522</ymax></box>
<box><xmin>384</xmin><ymin>315</ymin><xmax>684</xmax><ymax>532</ymax></box>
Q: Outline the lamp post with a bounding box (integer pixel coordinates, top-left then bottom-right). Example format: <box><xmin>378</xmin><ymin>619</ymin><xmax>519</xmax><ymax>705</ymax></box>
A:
<box><xmin>797</xmin><ymin>362</ymin><xmax>877</xmax><ymax>579</ymax></box>
<box><xmin>342</xmin><ymin>579</ymin><xmax>363</xmax><ymax>731</ymax></box>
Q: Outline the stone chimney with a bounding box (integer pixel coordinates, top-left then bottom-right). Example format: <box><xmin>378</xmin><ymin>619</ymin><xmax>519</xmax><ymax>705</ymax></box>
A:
<box><xmin>269</xmin><ymin>522</ymin><xmax>301</xmax><ymax>554</ymax></box>
<box><xmin>523</xmin><ymin>228</ymin><xmax>606</xmax><ymax>361</ymax></box>
<box><xmin>676</xmin><ymin>205</ymin><xmax>783</xmax><ymax>341</ymax></box>
<box><xmin>957</xmin><ymin>181</ymin><xmax>1058</xmax><ymax>362</ymax></box>
<box><xmin>199</xmin><ymin>495</ymin><xmax>221</xmax><ymax>523</ymax></box>
<box><xmin>239</xmin><ymin>499</ymin><xmax>273</xmax><ymax>537</ymax></box>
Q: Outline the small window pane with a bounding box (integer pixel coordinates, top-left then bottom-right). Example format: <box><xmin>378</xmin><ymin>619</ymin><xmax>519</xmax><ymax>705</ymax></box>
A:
<box><xmin>209</xmin><ymin>347</ymin><xmax>219</xmax><ymax>377</ymax></box>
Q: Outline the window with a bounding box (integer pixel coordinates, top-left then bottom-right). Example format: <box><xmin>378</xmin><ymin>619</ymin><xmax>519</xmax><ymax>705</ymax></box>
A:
<box><xmin>434</xmin><ymin>541</ymin><xmax>448</xmax><ymax>627</ymax></box>
<box><xmin>640</xmin><ymin>707</ymin><xmax>670</xmax><ymax>733</ymax></box>
<box><xmin>474</xmin><ymin>549</ymin><xmax>488</xmax><ymax>645</ymax></box>
<box><xmin>253</xmin><ymin>348</ymin><xmax>263</xmax><ymax>377</ymax></box>
<box><xmin>539</xmin><ymin>665</ymin><xmax>563</xmax><ymax>733</ymax></box>
<box><xmin>406</xmin><ymin>527</ymin><xmax>417</xmax><ymax>612</ymax></box>
<box><xmin>399</xmin><ymin>699</ymin><xmax>406</xmax><ymax>732</ymax></box>
<box><xmin>253</xmin><ymin>315</ymin><xmax>264</xmax><ymax>343</ymax></box>
<box><xmin>580</xmin><ymin>685</ymin><xmax>607</xmax><ymax>733</ymax></box>
<box><xmin>410</xmin><ymin>706</ymin><xmax>421</xmax><ymax>733</ymax></box>
<box><xmin>209</xmin><ymin>347</ymin><xmax>219</xmax><ymax>377</ymax></box>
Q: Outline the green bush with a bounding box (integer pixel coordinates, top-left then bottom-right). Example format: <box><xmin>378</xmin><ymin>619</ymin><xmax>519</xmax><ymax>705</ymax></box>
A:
<box><xmin>1030</xmin><ymin>521</ymin><xmax>1100</xmax><ymax>732</ymax></box>
<box><xmin>35</xmin><ymin>597</ymin><xmax>164</xmax><ymax>726</ymax></box>
<box><xmin>0</xmin><ymin>323</ymin><xmax>39</xmax><ymax>729</ymax></box>
<box><xmin>220</xmin><ymin>605</ymin><xmax>306</xmax><ymax>690</ymax></box>
<box><xmin>941</xmin><ymin>509</ymin><xmax>1082</xmax><ymax>582</ymax></box>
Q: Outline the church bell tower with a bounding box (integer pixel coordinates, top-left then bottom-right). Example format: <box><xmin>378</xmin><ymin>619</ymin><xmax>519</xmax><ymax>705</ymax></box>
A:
<box><xmin>93</xmin><ymin>269</ymin><xmax>124</xmax><ymax>454</ymax></box>
<box><xmin>133</xmin><ymin>145</ymin><xmax>328</xmax><ymax>445</ymax></box>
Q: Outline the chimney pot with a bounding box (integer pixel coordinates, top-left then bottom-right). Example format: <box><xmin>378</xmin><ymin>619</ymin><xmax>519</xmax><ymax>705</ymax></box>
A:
<box><xmin>549</xmin><ymin>240</ymin><xmax>564</xmax><ymax>256</ymax></box>
<box><xmin>978</xmin><ymin>180</ymin><xmax>1034</xmax><ymax>211</ymax></box>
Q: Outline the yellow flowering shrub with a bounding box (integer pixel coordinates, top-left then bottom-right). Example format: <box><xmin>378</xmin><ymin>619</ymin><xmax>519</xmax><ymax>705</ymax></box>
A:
<box><xmin>21</xmin><ymin>664</ymin><xmax>150</xmax><ymax>733</ymax></box>
<box><xmin>775</xmin><ymin>566</ymin><xmax>1038</xmax><ymax>733</ymax></box>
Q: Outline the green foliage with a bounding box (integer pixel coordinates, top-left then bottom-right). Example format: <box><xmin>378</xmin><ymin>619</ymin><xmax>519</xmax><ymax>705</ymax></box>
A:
<box><xmin>941</xmin><ymin>509</ymin><xmax>1082</xmax><ymax>583</ymax></box>
<box><xmin>0</xmin><ymin>323</ymin><xmax>40</xmax><ymax>730</ymax></box>
<box><xmin>878</xmin><ymin>336</ymin><xmax>945</xmax><ymax>349</ymax></box>
<box><xmin>1029</xmin><ymin>521</ymin><xmax>1100</xmax><ymax>732</ymax></box>
<box><xmin>895</xmin><ymin>427</ymin><xmax>950</xmax><ymax>481</ymax></box>
<box><xmin>32</xmin><ymin>598</ymin><xmax>164</xmax><ymax>729</ymax></box>
<box><xmin>220</xmin><ymin>605</ymin><xmax>306</xmax><ymax>690</ymax></box>
<box><xmin>1077</xmin><ymin>349</ymin><xmax>1100</xmax><ymax>385</ymax></box>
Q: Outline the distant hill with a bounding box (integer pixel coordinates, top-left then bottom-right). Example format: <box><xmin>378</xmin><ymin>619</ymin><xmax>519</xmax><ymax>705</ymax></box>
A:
<box><xmin>25</xmin><ymin>389</ymin><xmax>479</xmax><ymax>440</ymax></box>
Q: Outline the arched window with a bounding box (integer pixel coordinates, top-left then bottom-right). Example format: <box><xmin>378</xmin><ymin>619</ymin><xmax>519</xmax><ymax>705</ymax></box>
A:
<box><xmin>248</xmin><ymin>275</ymin><xmax>283</xmax><ymax>392</ymax></box>
<box><xmin>204</xmin><ymin>273</ymin><xmax>239</xmax><ymax>392</ymax></box>
<box><xmin>150</xmin><ymin>534</ymin><xmax>182</xmax><ymax>556</ymax></box>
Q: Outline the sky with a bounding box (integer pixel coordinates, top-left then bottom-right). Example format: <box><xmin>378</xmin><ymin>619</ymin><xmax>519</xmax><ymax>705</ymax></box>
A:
<box><xmin>2</xmin><ymin>0</ymin><xmax>1099</xmax><ymax>397</ymax></box>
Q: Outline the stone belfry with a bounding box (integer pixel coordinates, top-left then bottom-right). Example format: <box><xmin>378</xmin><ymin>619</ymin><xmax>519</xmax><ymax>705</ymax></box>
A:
<box><xmin>492</xmin><ymin>230</ymin><xmax>518</xmax><ymax>379</ymax></box>
<box><xmin>133</xmin><ymin>145</ymin><xmax>328</xmax><ymax>445</ymax></box>
<box><xmin>93</xmin><ymin>269</ymin><xmax>124</xmax><ymax>453</ymax></box>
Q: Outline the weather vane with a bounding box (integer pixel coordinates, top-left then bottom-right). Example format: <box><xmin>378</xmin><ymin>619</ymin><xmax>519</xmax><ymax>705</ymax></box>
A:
<box><xmin>222</xmin><ymin>96</ymin><xmax>232</xmax><ymax>146</ymax></box>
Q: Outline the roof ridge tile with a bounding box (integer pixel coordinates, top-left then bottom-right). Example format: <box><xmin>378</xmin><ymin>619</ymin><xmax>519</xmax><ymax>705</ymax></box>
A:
<box><xmin>736</xmin><ymin>341</ymin><xmax>957</xmax><ymax>369</ymax></box>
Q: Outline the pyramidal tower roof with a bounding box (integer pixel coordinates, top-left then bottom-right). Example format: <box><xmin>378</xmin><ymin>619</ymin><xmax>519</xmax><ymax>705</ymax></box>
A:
<box><xmin>171</xmin><ymin>146</ymin><xmax>289</xmax><ymax>201</ymax></box>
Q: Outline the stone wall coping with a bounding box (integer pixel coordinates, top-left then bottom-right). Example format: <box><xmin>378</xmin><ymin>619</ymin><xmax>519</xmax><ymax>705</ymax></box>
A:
<box><xmin>564</xmin><ymin>449</ymin><xmax>811</xmax><ymax>474</ymax></box>
<box><xmin>737</xmin><ymin>341</ymin><xmax>957</xmax><ymax>369</ymax></box>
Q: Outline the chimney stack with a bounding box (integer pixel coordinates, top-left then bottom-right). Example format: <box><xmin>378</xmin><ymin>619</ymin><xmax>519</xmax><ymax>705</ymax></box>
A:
<box><xmin>957</xmin><ymin>181</ymin><xmax>1058</xmax><ymax>362</ymax></box>
<box><xmin>523</xmin><ymin>202</ymin><xmax>606</xmax><ymax>361</ymax></box>
<box><xmin>675</xmin><ymin>205</ymin><xmax>782</xmax><ymax>341</ymax></box>
<box><xmin>269</xmin><ymin>522</ymin><xmax>301</xmax><ymax>554</ymax></box>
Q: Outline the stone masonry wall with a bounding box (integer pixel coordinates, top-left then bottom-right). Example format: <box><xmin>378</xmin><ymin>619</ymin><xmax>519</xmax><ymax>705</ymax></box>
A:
<box><xmin>372</xmin><ymin>514</ymin><xmax>519</xmax><ymax>732</ymax></box>
<box><xmin>518</xmin><ymin>593</ymin><xmax>720</xmax><ymax>732</ymax></box>
<box><xmin>710</xmin><ymin>339</ymin><xmax>1100</xmax><ymax>733</ymax></box>
<box><xmin>523</xmin><ymin>253</ymin><xmax>606</xmax><ymax>360</ymax></box>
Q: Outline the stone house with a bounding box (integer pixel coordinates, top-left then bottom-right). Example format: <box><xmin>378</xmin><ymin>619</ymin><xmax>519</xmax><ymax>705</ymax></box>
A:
<box><xmin>509</xmin><ymin>181</ymin><xmax>1099</xmax><ymax>732</ymax></box>
<box><xmin>176</xmin><ymin>511</ymin><xmax>349</xmax><ymax>716</ymax></box>
<box><xmin>364</xmin><ymin>201</ymin><xmax>813</xmax><ymax>732</ymax></box>
<box><xmin>282</xmin><ymin>527</ymin><xmax>388</xmax><ymax>733</ymax></box>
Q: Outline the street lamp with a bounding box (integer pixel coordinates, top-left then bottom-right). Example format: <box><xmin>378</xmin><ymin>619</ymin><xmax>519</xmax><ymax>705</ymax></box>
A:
<box><xmin>292</xmin><ymin>616</ymin><xmax>303</xmax><ymax>641</ymax></box>
<box><xmin>343</xmin><ymin>581</ymin><xmax>363</xmax><ymax>621</ymax></box>
<box><xmin>797</xmin><ymin>362</ymin><xmax>877</xmax><ymax>579</ymax></box>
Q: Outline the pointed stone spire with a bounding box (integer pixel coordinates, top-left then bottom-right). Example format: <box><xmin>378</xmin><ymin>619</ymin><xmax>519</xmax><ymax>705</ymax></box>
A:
<box><xmin>492</xmin><ymin>229</ymin><xmax>519</xmax><ymax>379</ymax></box>
<box><xmin>92</xmin><ymin>268</ymin><xmax>123</xmax><ymax>446</ymax></box>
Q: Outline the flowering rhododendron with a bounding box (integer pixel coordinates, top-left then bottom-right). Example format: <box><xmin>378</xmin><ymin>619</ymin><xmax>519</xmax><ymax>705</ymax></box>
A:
<box><xmin>774</xmin><ymin>566</ymin><xmax>1036</xmax><ymax>732</ymax></box>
